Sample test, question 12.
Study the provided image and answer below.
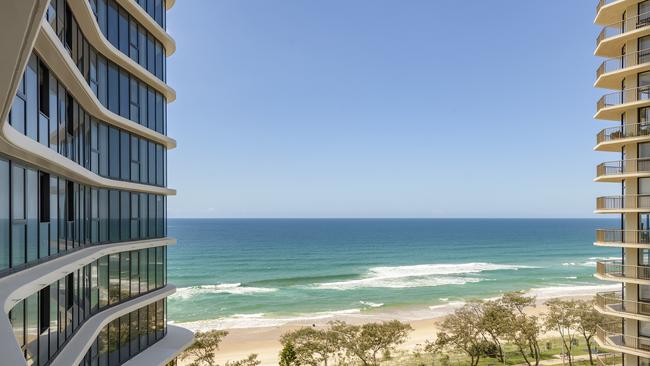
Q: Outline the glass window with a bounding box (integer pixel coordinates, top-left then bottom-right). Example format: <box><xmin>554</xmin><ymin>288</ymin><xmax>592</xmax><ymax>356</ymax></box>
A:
<box><xmin>98</xmin><ymin>256</ymin><xmax>108</xmax><ymax>308</ymax></box>
<box><xmin>120</xmin><ymin>192</ymin><xmax>130</xmax><ymax>241</ymax></box>
<box><xmin>107</xmin><ymin>63</ymin><xmax>119</xmax><ymax>114</ymax></box>
<box><xmin>0</xmin><ymin>159</ymin><xmax>8</xmax><ymax>270</ymax></box>
<box><xmin>108</xmin><ymin>253</ymin><xmax>119</xmax><ymax>305</ymax></box>
<box><xmin>129</xmin><ymin>20</ymin><xmax>138</xmax><ymax>62</ymax></box>
<box><xmin>154</xmin><ymin>41</ymin><xmax>162</xmax><ymax>80</ymax></box>
<box><xmin>130</xmin><ymin>251</ymin><xmax>139</xmax><ymax>296</ymax></box>
<box><xmin>98</xmin><ymin>57</ymin><xmax>107</xmax><ymax>107</ymax></box>
<box><xmin>108</xmin><ymin>127</ymin><xmax>119</xmax><ymax>179</ymax></box>
<box><xmin>641</xmin><ymin>1</ymin><xmax>650</xmax><ymax>25</ymax></box>
<box><xmin>25</xmin><ymin>293</ymin><xmax>38</xmax><ymax>365</ymax></box>
<box><xmin>642</xmin><ymin>177</ymin><xmax>650</xmax><ymax>195</ymax></box>
<box><xmin>147</xmin><ymin>89</ymin><xmax>155</xmax><ymax>130</ymax></box>
<box><xmin>119</xmin><ymin>315</ymin><xmax>129</xmax><ymax>363</ymax></box>
<box><xmin>643</xmin><ymin>248</ymin><xmax>650</xmax><ymax>268</ymax></box>
<box><xmin>10</xmin><ymin>301</ymin><xmax>24</xmax><ymax>352</ymax></box>
<box><xmin>139</xmin><ymin>249</ymin><xmax>147</xmax><ymax>293</ymax></box>
<box><xmin>129</xmin><ymin>78</ymin><xmax>139</xmax><ymax>123</ymax></box>
<box><xmin>120</xmin><ymin>131</ymin><xmax>130</xmax><ymax>181</ymax></box>
<box><xmin>155</xmin><ymin>93</ymin><xmax>163</xmax><ymax>133</ymax></box>
<box><xmin>12</xmin><ymin>165</ymin><xmax>26</xmax><ymax>267</ymax></box>
<box><xmin>120</xmin><ymin>252</ymin><xmax>130</xmax><ymax>301</ymax></box>
<box><xmin>26</xmin><ymin>169</ymin><xmax>38</xmax><ymax>263</ymax></box>
<box><xmin>119</xmin><ymin>70</ymin><xmax>129</xmax><ymax>119</ymax></box>
<box><xmin>131</xmin><ymin>137</ymin><xmax>140</xmax><ymax>182</ymax></box>
<box><xmin>109</xmin><ymin>190</ymin><xmax>119</xmax><ymax>242</ymax></box>
<box><xmin>107</xmin><ymin>0</ymin><xmax>118</xmax><ymax>47</ymax></box>
<box><xmin>118</xmin><ymin>7</ymin><xmax>128</xmax><ymax>54</ymax></box>
<box><xmin>642</xmin><ymin>320</ymin><xmax>650</xmax><ymax>338</ymax></box>
<box><xmin>148</xmin><ymin>142</ymin><xmax>155</xmax><ymax>185</ymax></box>
<box><xmin>147</xmin><ymin>34</ymin><xmax>154</xmax><ymax>74</ymax></box>
<box><xmin>26</xmin><ymin>55</ymin><xmax>38</xmax><ymax>140</ymax></box>
<box><xmin>97</xmin><ymin>0</ymin><xmax>107</xmax><ymax>36</ymax></box>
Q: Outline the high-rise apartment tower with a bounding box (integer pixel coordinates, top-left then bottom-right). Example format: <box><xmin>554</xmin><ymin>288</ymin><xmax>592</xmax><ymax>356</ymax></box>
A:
<box><xmin>0</xmin><ymin>0</ymin><xmax>193</xmax><ymax>365</ymax></box>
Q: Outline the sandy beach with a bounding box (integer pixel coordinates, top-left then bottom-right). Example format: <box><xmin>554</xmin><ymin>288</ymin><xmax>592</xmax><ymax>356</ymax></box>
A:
<box><xmin>175</xmin><ymin>286</ymin><xmax>607</xmax><ymax>366</ymax></box>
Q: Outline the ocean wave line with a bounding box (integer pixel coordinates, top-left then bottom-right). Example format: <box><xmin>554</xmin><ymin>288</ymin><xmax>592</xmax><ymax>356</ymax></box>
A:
<box><xmin>171</xmin><ymin>283</ymin><xmax>277</xmax><ymax>300</ymax></box>
<box><xmin>313</xmin><ymin>262</ymin><xmax>534</xmax><ymax>290</ymax></box>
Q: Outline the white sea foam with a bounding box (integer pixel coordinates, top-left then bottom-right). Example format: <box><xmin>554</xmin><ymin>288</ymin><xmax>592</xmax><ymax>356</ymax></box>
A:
<box><xmin>171</xmin><ymin>283</ymin><xmax>277</xmax><ymax>300</ymax></box>
<box><xmin>314</xmin><ymin>262</ymin><xmax>532</xmax><ymax>290</ymax></box>
<box><xmin>563</xmin><ymin>257</ymin><xmax>619</xmax><ymax>267</ymax></box>
<box><xmin>177</xmin><ymin>309</ymin><xmax>363</xmax><ymax>331</ymax></box>
<box><xmin>528</xmin><ymin>284</ymin><xmax>620</xmax><ymax>299</ymax></box>
<box><xmin>359</xmin><ymin>301</ymin><xmax>384</xmax><ymax>308</ymax></box>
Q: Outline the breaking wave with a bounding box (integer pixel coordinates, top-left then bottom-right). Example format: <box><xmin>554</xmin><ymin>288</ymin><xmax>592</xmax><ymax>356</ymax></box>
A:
<box><xmin>313</xmin><ymin>262</ymin><xmax>533</xmax><ymax>290</ymax></box>
<box><xmin>171</xmin><ymin>283</ymin><xmax>277</xmax><ymax>300</ymax></box>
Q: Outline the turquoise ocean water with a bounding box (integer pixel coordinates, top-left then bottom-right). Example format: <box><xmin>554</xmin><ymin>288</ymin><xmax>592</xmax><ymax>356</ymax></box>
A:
<box><xmin>167</xmin><ymin>219</ymin><xmax>620</xmax><ymax>329</ymax></box>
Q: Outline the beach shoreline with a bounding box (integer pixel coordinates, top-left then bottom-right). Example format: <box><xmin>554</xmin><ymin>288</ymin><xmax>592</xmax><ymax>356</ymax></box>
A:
<box><xmin>175</xmin><ymin>284</ymin><xmax>614</xmax><ymax>366</ymax></box>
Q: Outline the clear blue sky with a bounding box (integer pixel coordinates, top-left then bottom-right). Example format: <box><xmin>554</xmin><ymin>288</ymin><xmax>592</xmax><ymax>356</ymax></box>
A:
<box><xmin>166</xmin><ymin>1</ymin><xmax>609</xmax><ymax>218</ymax></box>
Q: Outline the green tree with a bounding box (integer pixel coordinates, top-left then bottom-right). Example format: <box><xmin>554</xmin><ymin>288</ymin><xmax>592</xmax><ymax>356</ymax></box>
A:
<box><xmin>544</xmin><ymin>299</ymin><xmax>580</xmax><ymax>366</ymax></box>
<box><xmin>505</xmin><ymin>314</ymin><xmax>542</xmax><ymax>366</ymax></box>
<box><xmin>500</xmin><ymin>292</ymin><xmax>542</xmax><ymax>366</ymax></box>
<box><xmin>279</xmin><ymin>341</ymin><xmax>299</xmax><ymax>366</ymax></box>
<box><xmin>280</xmin><ymin>327</ymin><xmax>340</xmax><ymax>366</ymax></box>
<box><xmin>180</xmin><ymin>330</ymin><xmax>229</xmax><ymax>366</ymax></box>
<box><xmin>425</xmin><ymin>303</ymin><xmax>490</xmax><ymax>366</ymax></box>
<box><xmin>479</xmin><ymin>299</ymin><xmax>511</xmax><ymax>362</ymax></box>
<box><xmin>330</xmin><ymin>320</ymin><xmax>412</xmax><ymax>366</ymax></box>
<box><xmin>574</xmin><ymin>299</ymin><xmax>607</xmax><ymax>365</ymax></box>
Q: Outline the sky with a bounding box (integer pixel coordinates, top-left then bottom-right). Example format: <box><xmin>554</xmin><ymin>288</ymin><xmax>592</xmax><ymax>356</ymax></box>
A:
<box><xmin>165</xmin><ymin>1</ymin><xmax>609</xmax><ymax>218</ymax></box>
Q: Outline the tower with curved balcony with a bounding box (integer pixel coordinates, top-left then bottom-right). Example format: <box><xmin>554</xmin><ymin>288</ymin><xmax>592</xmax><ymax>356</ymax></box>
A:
<box><xmin>594</xmin><ymin>1</ymin><xmax>650</xmax><ymax>365</ymax></box>
<box><xmin>0</xmin><ymin>0</ymin><xmax>192</xmax><ymax>365</ymax></box>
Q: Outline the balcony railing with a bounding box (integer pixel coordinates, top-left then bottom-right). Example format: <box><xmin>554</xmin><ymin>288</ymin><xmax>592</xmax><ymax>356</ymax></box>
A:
<box><xmin>597</xmin><ymin>85</ymin><xmax>650</xmax><ymax>112</ymax></box>
<box><xmin>597</xmin><ymin>11</ymin><xmax>650</xmax><ymax>47</ymax></box>
<box><xmin>596</xmin><ymin>353</ymin><xmax>622</xmax><ymax>366</ymax></box>
<box><xmin>597</xmin><ymin>123</ymin><xmax>650</xmax><ymax>144</ymax></box>
<box><xmin>596</xmin><ymin>260</ymin><xmax>650</xmax><ymax>281</ymax></box>
<box><xmin>596</xmin><ymin>322</ymin><xmax>650</xmax><ymax>352</ymax></box>
<box><xmin>596</xmin><ymin>0</ymin><xmax>607</xmax><ymax>15</ymax></box>
<box><xmin>596</xmin><ymin>291</ymin><xmax>650</xmax><ymax>317</ymax></box>
<box><xmin>597</xmin><ymin>48</ymin><xmax>650</xmax><ymax>80</ymax></box>
<box><xmin>597</xmin><ymin>158</ymin><xmax>650</xmax><ymax>177</ymax></box>
<box><xmin>596</xmin><ymin>195</ymin><xmax>650</xmax><ymax>210</ymax></box>
<box><xmin>597</xmin><ymin>229</ymin><xmax>650</xmax><ymax>244</ymax></box>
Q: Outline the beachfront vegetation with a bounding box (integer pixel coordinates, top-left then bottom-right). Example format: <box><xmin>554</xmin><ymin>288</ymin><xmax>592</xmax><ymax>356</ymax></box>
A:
<box><xmin>279</xmin><ymin>320</ymin><xmax>412</xmax><ymax>366</ymax></box>
<box><xmin>275</xmin><ymin>292</ymin><xmax>609</xmax><ymax>366</ymax></box>
<box><xmin>180</xmin><ymin>330</ymin><xmax>260</xmax><ymax>366</ymax></box>
<box><xmin>425</xmin><ymin>293</ymin><xmax>607</xmax><ymax>366</ymax></box>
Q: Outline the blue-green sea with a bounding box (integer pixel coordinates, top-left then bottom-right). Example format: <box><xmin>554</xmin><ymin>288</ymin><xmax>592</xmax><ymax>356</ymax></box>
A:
<box><xmin>167</xmin><ymin>219</ymin><xmax>620</xmax><ymax>329</ymax></box>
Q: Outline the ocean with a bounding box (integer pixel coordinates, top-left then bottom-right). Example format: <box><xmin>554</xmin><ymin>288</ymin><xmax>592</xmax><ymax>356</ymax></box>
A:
<box><xmin>166</xmin><ymin>218</ymin><xmax>621</xmax><ymax>330</ymax></box>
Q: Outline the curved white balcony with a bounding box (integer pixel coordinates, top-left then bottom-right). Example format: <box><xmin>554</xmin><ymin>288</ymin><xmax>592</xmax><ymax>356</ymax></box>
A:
<box><xmin>596</xmin><ymin>0</ymin><xmax>642</xmax><ymax>26</ymax></box>
<box><xmin>596</xmin><ymin>323</ymin><xmax>650</xmax><ymax>358</ymax></box>
<box><xmin>595</xmin><ymin>291</ymin><xmax>650</xmax><ymax>321</ymax></box>
<box><xmin>114</xmin><ymin>0</ymin><xmax>175</xmax><ymax>55</ymax></box>
<box><xmin>595</xmin><ymin>195</ymin><xmax>650</xmax><ymax>213</ymax></box>
<box><xmin>596</xmin><ymin>158</ymin><xmax>650</xmax><ymax>182</ymax></box>
<box><xmin>66</xmin><ymin>0</ymin><xmax>176</xmax><ymax>100</ymax></box>
<box><xmin>596</xmin><ymin>11</ymin><xmax>650</xmax><ymax>57</ymax></box>
<box><xmin>595</xmin><ymin>123</ymin><xmax>650</xmax><ymax>151</ymax></box>
<box><xmin>596</xmin><ymin>229</ymin><xmax>650</xmax><ymax>248</ymax></box>
<box><xmin>34</xmin><ymin>20</ymin><xmax>176</xmax><ymax>149</ymax></box>
<box><xmin>596</xmin><ymin>49</ymin><xmax>650</xmax><ymax>89</ymax></box>
<box><xmin>596</xmin><ymin>86</ymin><xmax>650</xmax><ymax>120</ymax></box>
<box><xmin>595</xmin><ymin>259</ymin><xmax>650</xmax><ymax>284</ymax></box>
